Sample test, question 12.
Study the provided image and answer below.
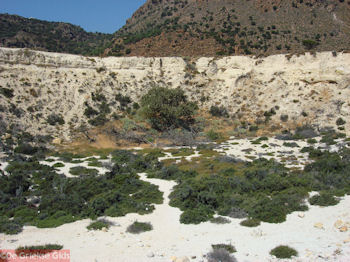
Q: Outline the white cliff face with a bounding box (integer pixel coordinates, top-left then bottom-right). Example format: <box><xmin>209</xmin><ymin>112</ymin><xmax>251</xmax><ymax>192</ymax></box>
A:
<box><xmin>0</xmin><ymin>47</ymin><xmax>349</xmax><ymax>140</ymax></box>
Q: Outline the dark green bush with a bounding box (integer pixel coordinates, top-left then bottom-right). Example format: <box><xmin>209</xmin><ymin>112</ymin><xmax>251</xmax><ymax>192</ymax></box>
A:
<box><xmin>336</xmin><ymin>117</ymin><xmax>346</xmax><ymax>126</ymax></box>
<box><xmin>209</xmin><ymin>106</ymin><xmax>229</xmax><ymax>117</ymax></box>
<box><xmin>270</xmin><ymin>245</ymin><xmax>298</xmax><ymax>259</ymax></box>
<box><xmin>126</xmin><ymin>221</ymin><xmax>152</xmax><ymax>234</ymax></box>
<box><xmin>302</xmin><ymin>39</ymin><xmax>318</xmax><ymax>50</ymax></box>
<box><xmin>15</xmin><ymin>244</ymin><xmax>63</xmax><ymax>256</ymax></box>
<box><xmin>212</xmin><ymin>244</ymin><xmax>236</xmax><ymax>253</ymax></box>
<box><xmin>210</xmin><ymin>216</ymin><xmax>231</xmax><ymax>224</ymax></box>
<box><xmin>240</xmin><ymin>218</ymin><xmax>261</xmax><ymax>227</ymax></box>
<box><xmin>309</xmin><ymin>192</ymin><xmax>339</xmax><ymax>206</ymax></box>
<box><xmin>0</xmin><ymin>87</ymin><xmax>14</xmax><ymax>98</ymax></box>
<box><xmin>87</xmin><ymin>219</ymin><xmax>113</xmax><ymax>230</ymax></box>
<box><xmin>180</xmin><ymin>207</ymin><xmax>214</xmax><ymax>224</ymax></box>
<box><xmin>47</xmin><ymin>114</ymin><xmax>65</xmax><ymax>125</ymax></box>
<box><xmin>140</xmin><ymin>86</ymin><xmax>198</xmax><ymax>131</ymax></box>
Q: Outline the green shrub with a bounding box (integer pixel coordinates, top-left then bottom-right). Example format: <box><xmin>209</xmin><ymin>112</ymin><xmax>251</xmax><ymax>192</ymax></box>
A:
<box><xmin>283</xmin><ymin>142</ymin><xmax>299</xmax><ymax>148</ymax></box>
<box><xmin>53</xmin><ymin>162</ymin><xmax>65</xmax><ymax>168</ymax></box>
<box><xmin>14</xmin><ymin>143</ymin><xmax>38</xmax><ymax>155</ymax></box>
<box><xmin>0</xmin><ymin>216</ymin><xmax>23</xmax><ymax>235</ymax></box>
<box><xmin>212</xmin><ymin>244</ymin><xmax>236</xmax><ymax>253</ymax></box>
<box><xmin>209</xmin><ymin>106</ymin><xmax>229</xmax><ymax>117</ymax></box>
<box><xmin>180</xmin><ymin>207</ymin><xmax>214</xmax><ymax>224</ymax></box>
<box><xmin>69</xmin><ymin>166</ymin><xmax>99</xmax><ymax>176</ymax></box>
<box><xmin>15</xmin><ymin>244</ymin><xmax>63</xmax><ymax>255</ymax></box>
<box><xmin>47</xmin><ymin>114</ymin><xmax>65</xmax><ymax>125</ymax></box>
<box><xmin>140</xmin><ymin>86</ymin><xmax>198</xmax><ymax>131</ymax></box>
<box><xmin>309</xmin><ymin>192</ymin><xmax>339</xmax><ymax>206</ymax></box>
<box><xmin>207</xmin><ymin>129</ymin><xmax>222</xmax><ymax>141</ymax></box>
<box><xmin>0</xmin><ymin>87</ymin><xmax>14</xmax><ymax>98</ymax></box>
<box><xmin>302</xmin><ymin>39</ymin><xmax>318</xmax><ymax>50</ymax></box>
<box><xmin>87</xmin><ymin>219</ymin><xmax>113</xmax><ymax>230</ymax></box>
<box><xmin>240</xmin><ymin>218</ymin><xmax>261</xmax><ymax>227</ymax></box>
<box><xmin>270</xmin><ymin>245</ymin><xmax>298</xmax><ymax>259</ymax></box>
<box><xmin>126</xmin><ymin>221</ymin><xmax>152</xmax><ymax>234</ymax></box>
<box><xmin>336</xmin><ymin>118</ymin><xmax>346</xmax><ymax>126</ymax></box>
<box><xmin>210</xmin><ymin>216</ymin><xmax>231</xmax><ymax>224</ymax></box>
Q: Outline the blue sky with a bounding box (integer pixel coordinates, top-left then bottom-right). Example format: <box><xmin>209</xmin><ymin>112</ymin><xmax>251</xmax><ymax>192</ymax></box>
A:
<box><xmin>0</xmin><ymin>0</ymin><xmax>146</xmax><ymax>33</ymax></box>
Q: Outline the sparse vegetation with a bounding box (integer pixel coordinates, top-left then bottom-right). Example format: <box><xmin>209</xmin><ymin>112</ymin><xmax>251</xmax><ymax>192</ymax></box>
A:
<box><xmin>270</xmin><ymin>245</ymin><xmax>298</xmax><ymax>259</ymax></box>
<box><xmin>240</xmin><ymin>218</ymin><xmax>261</xmax><ymax>227</ymax></box>
<box><xmin>126</xmin><ymin>221</ymin><xmax>153</xmax><ymax>234</ymax></box>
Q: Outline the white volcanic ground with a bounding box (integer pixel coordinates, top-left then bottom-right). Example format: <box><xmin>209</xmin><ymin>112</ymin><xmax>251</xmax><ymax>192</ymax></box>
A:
<box><xmin>1</xmin><ymin>137</ymin><xmax>350</xmax><ymax>262</ymax></box>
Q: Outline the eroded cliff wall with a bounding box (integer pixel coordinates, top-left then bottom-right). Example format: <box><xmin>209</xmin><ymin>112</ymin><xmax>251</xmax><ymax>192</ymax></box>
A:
<box><xmin>0</xmin><ymin>47</ymin><xmax>349</xmax><ymax>140</ymax></box>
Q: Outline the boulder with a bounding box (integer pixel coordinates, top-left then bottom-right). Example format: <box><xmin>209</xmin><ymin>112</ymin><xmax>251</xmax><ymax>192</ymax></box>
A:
<box><xmin>147</xmin><ymin>252</ymin><xmax>154</xmax><ymax>258</ymax></box>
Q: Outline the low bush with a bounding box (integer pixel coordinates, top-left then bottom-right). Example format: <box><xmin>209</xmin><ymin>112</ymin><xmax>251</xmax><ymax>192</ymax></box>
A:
<box><xmin>180</xmin><ymin>207</ymin><xmax>214</xmax><ymax>224</ymax></box>
<box><xmin>207</xmin><ymin>248</ymin><xmax>237</xmax><ymax>262</ymax></box>
<box><xmin>212</xmin><ymin>244</ymin><xmax>236</xmax><ymax>253</ymax></box>
<box><xmin>270</xmin><ymin>245</ymin><xmax>298</xmax><ymax>259</ymax></box>
<box><xmin>283</xmin><ymin>142</ymin><xmax>299</xmax><ymax>148</ymax></box>
<box><xmin>126</xmin><ymin>221</ymin><xmax>152</xmax><ymax>234</ymax></box>
<box><xmin>0</xmin><ymin>217</ymin><xmax>23</xmax><ymax>235</ymax></box>
<box><xmin>206</xmin><ymin>129</ymin><xmax>222</xmax><ymax>141</ymax></box>
<box><xmin>69</xmin><ymin>166</ymin><xmax>99</xmax><ymax>176</ymax></box>
<box><xmin>87</xmin><ymin>219</ymin><xmax>114</xmax><ymax>230</ymax></box>
<box><xmin>210</xmin><ymin>216</ymin><xmax>231</xmax><ymax>224</ymax></box>
<box><xmin>0</xmin><ymin>87</ymin><xmax>14</xmax><ymax>98</ymax></box>
<box><xmin>240</xmin><ymin>218</ymin><xmax>261</xmax><ymax>227</ymax></box>
<box><xmin>293</xmin><ymin>125</ymin><xmax>318</xmax><ymax>139</ymax></box>
<box><xmin>309</xmin><ymin>192</ymin><xmax>339</xmax><ymax>206</ymax></box>
<box><xmin>47</xmin><ymin>114</ymin><xmax>65</xmax><ymax>126</ymax></box>
<box><xmin>52</xmin><ymin>162</ymin><xmax>65</xmax><ymax>168</ymax></box>
<box><xmin>209</xmin><ymin>106</ymin><xmax>229</xmax><ymax>118</ymax></box>
<box><xmin>15</xmin><ymin>244</ymin><xmax>63</xmax><ymax>255</ymax></box>
<box><xmin>14</xmin><ymin>143</ymin><xmax>38</xmax><ymax>155</ymax></box>
<box><xmin>336</xmin><ymin>118</ymin><xmax>346</xmax><ymax>126</ymax></box>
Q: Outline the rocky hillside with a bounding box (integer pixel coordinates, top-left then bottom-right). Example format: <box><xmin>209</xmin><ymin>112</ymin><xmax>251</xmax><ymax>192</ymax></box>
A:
<box><xmin>0</xmin><ymin>47</ymin><xmax>349</xmax><ymax>142</ymax></box>
<box><xmin>0</xmin><ymin>14</ymin><xmax>112</xmax><ymax>56</ymax></box>
<box><xmin>109</xmin><ymin>0</ymin><xmax>350</xmax><ymax>56</ymax></box>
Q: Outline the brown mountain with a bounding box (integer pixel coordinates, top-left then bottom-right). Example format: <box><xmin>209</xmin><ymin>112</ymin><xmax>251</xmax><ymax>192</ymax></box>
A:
<box><xmin>108</xmin><ymin>0</ymin><xmax>350</xmax><ymax>57</ymax></box>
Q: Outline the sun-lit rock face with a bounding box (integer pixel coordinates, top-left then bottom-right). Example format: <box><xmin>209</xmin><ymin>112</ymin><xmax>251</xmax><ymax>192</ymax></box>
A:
<box><xmin>0</xmin><ymin>47</ymin><xmax>349</xmax><ymax>140</ymax></box>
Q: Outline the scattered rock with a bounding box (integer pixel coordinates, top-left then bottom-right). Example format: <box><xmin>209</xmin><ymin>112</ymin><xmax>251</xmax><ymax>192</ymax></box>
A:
<box><xmin>334</xmin><ymin>220</ymin><xmax>344</xmax><ymax>229</ymax></box>
<box><xmin>147</xmin><ymin>252</ymin><xmax>154</xmax><ymax>258</ymax></box>
<box><xmin>191</xmin><ymin>256</ymin><xmax>196</xmax><ymax>259</ymax></box>
<box><xmin>314</xmin><ymin>222</ymin><xmax>324</xmax><ymax>230</ymax></box>
<box><xmin>339</xmin><ymin>226</ymin><xmax>348</xmax><ymax>232</ymax></box>
<box><xmin>298</xmin><ymin>213</ymin><xmax>305</xmax><ymax>218</ymax></box>
<box><xmin>101</xmin><ymin>227</ymin><xmax>108</xmax><ymax>232</ymax></box>
<box><xmin>174</xmin><ymin>257</ymin><xmax>190</xmax><ymax>262</ymax></box>
<box><xmin>343</xmin><ymin>238</ymin><xmax>350</xmax><ymax>243</ymax></box>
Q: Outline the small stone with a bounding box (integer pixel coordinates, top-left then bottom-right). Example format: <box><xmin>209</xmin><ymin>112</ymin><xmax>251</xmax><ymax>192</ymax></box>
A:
<box><xmin>101</xmin><ymin>227</ymin><xmax>108</xmax><ymax>232</ymax></box>
<box><xmin>334</xmin><ymin>220</ymin><xmax>344</xmax><ymax>229</ymax></box>
<box><xmin>191</xmin><ymin>256</ymin><xmax>196</xmax><ymax>259</ymax></box>
<box><xmin>175</xmin><ymin>257</ymin><xmax>190</xmax><ymax>262</ymax></box>
<box><xmin>147</xmin><ymin>252</ymin><xmax>154</xmax><ymax>258</ymax></box>
<box><xmin>314</xmin><ymin>222</ymin><xmax>324</xmax><ymax>229</ymax></box>
<box><xmin>339</xmin><ymin>226</ymin><xmax>348</xmax><ymax>232</ymax></box>
<box><xmin>170</xmin><ymin>256</ymin><xmax>177</xmax><ymax>262</ymax></box>
<box><xmin>343</xmin><ymin>238</ymin><xmax>350</xmax><ymax>243</ymax></box>
<box><xmin>298</xmin><ymin>213</ymin><xmax>305</xmax><ymax>218</ymax></box>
